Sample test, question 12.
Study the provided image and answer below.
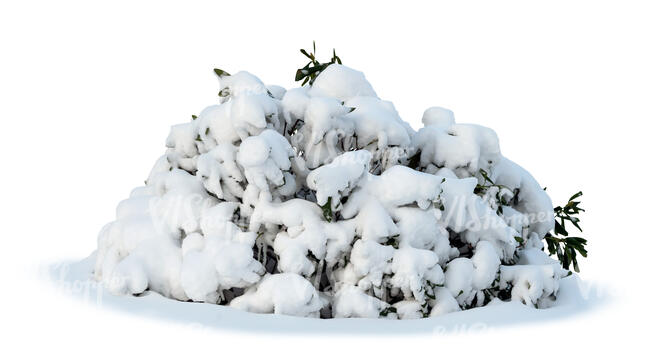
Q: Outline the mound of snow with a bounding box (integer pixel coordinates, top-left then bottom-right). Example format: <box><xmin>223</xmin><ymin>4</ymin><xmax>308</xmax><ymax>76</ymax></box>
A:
<box><xmin>92</xmin><ymin>63</ymin><xmax>573</xmax><ymax>320</ymax></box>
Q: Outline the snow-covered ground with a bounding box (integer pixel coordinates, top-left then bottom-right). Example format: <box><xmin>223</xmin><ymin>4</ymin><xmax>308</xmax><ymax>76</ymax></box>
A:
<box><xmin>48</xmin><ymin>255</ymin><xmax>607</xmax><ymax>334</ymax></box>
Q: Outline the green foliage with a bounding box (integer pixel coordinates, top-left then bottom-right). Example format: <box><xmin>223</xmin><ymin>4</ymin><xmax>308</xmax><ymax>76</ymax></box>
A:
<box><xmin>294</xmin><ymin>41</ymin><xmax>342</xmax><ymax>86</ymax></box>
<box><xmin>379</xmin><ymin>306</ymin><xmax>397</xmax><ymax>317</ymax></box>
<box><xmin>407</xmin><ymin>150</ymin><xmax>421</xmax><ymax>169</ymax></box>
<box><xmin>474</xmin><ymin>168</ymin><xmax>514</xmax><ymax>215</ymax></box>
<box><xmin>385</xmin><ymin>236</ymin><xmax>399</xmax><ymax>249</ymax></box>
<box><xmin>213</xmin><ymin>68</ymin><xmax>232</xmax><ymax>97</ymax></box>
<box><xmin>544</xmin><ymin>191</ymin><xmax>588</xmax><ymax>272</ymax></box>
<box><xmin>514</xmin><ymin>236</ymin><xmax>525</xmax><ymax>246</ymax></box>
<box><xmin>321</xmin><ymin>196</ymin><xmax>333</xmax><ymax>222</ymax></box>
<box><xmin>213</xmin><ymin>68</ymin><xmax>230</xmax><ymax>77</ymax></box>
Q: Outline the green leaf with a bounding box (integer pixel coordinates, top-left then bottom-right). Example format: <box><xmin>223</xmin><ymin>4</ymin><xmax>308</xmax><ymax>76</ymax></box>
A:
<box><xmin>479</xmin><ymin>169</ymin><xmax>494</xmax><ymax>185</ymax></box>
<box><xmin>300</xmin><ymin>48</ymin><xmax>312</xmax><ymax>60</ymax></box>
<box><xmin>568</xmin><ymin>217</ymin><xmax>583</xmax><ymax>232</ymax></box>
<box><xmin>321</xmin><ymin>197</ymin><xmax>333</xmax><ymax>222</ymax></box>
<box><xmin>295</xmin><ymin>68</ymin><xmax>307</xmax><ymax>81</ymax></box>
<box><xmin>407</xmin><ymin>151</ymin><xmax>421</xmax><ymax>169</ymax></box>
<box><xmin>569</xmin><ymin>191</ymin><xmax>583</xmax><ymax>202</ymax></box>
<box><xmin>294</xmin><ymin>43</ymin><xmax>342</xmax><ymax>85</ymax></box>
<box><xmin>554</xmin><ymin>220</ymin><xmax>568</xmax><ymax>236</ymax></box>
<box><xmin>213</xmin><ymin>68</ymin><xmax>230</xmax><ymax>77</ymax></box>
<box><xmin>332</xmin><ymin>48</ymin><xmax>342</xmax><ymax>64</ymax></box>
<box><xmin>544</xmin><ymin>191</ymin><xmax>588</xmax><ymax>273</ymax></box>
<box><xmin>218</xmin><ymin>88</ymin><xmax>230</xmax><ymax>97</ymax></box>
<box><xmin>386</xmin><ymin>237</ymin><xmax>399</xmax><ymax>249</ymax></box>
<box><xmin>379</xmin><ymin>306</ymin><xmax>397</xmax><ymax>317</ymax></box>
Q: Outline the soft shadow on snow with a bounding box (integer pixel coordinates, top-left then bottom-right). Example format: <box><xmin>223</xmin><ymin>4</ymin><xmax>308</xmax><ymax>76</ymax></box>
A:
<box><xmin>46</xmin><ymin>255</ymin><xmax>609</xmax><ymax>335</ymax></box>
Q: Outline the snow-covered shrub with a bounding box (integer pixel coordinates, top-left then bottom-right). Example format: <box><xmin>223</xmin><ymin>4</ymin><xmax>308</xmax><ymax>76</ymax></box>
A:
<box><xmin>93</xmin><ymin>45</ymin><xmax>587</xmax><ymax>319</ymax></box>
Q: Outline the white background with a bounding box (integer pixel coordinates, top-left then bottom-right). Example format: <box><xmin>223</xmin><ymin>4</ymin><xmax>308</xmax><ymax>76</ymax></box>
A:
<box><xmin>1</xmin><ymin>0</ymin><xmax>648</xmax><ymax>360</ymax></box>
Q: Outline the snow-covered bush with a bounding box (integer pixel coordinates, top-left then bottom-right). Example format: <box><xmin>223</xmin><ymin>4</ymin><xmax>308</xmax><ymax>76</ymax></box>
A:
<box><xmin>93</xmin><ymin>45</ymin><xmax>587</xmax><ymax>319</ymax></box>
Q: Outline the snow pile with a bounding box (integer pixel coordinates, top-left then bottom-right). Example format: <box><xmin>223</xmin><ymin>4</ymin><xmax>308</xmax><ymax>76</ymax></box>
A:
<box><xmin>94</xmin><ymin>63</ymin><xmax>567</xmax><ymax>319</ymax></box>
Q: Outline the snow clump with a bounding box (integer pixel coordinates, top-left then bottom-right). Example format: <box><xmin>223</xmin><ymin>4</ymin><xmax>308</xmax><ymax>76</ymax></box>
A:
<box><xmin>94</xmin><ymin>63</ymin><xmax>568</xmax><ymax>319</ymax></box>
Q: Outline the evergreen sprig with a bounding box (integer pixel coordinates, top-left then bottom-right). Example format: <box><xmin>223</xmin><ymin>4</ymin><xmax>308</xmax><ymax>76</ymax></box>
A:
<box><xmin>294</xmin><ymin>41</ymin><xmax>342</xmax><ymax>86</ymax></box>
<box><xmin>544</xmin><ymin>191</ymin><xmax>588</xmax><ymax>272</ymax></box>
<box><xmin>213</xmin><ymin>68</ymin><xmax>231</xmax><ymax>97</ymax></box>
<box><xmin>474</xmin><ymin>168</ymin><xmax>514</xmax><ymax>215</ymax></box>
<box><xmin>321</xmin><ymin>197</ymin><xmax>333</xmax><ymax>222</ymax></box>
